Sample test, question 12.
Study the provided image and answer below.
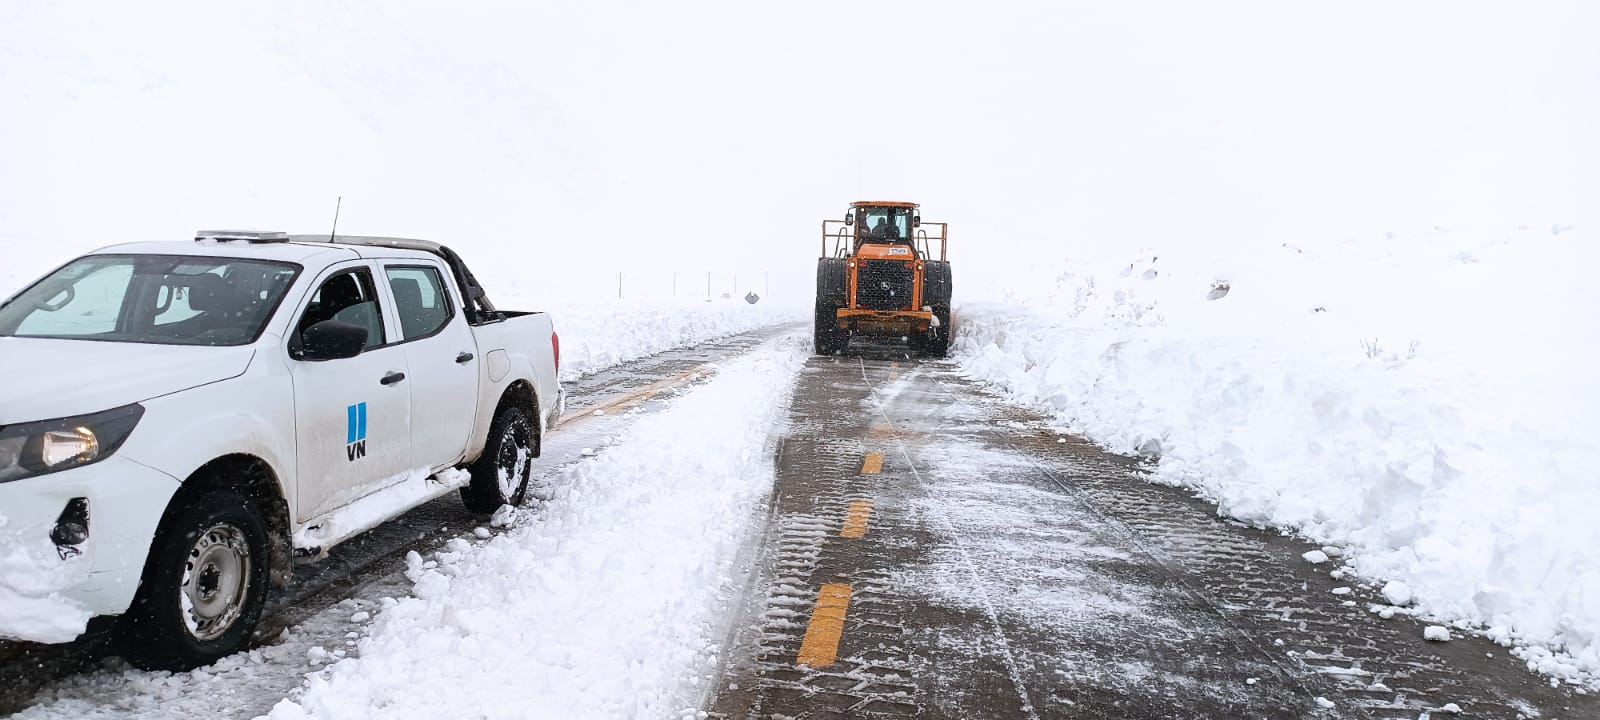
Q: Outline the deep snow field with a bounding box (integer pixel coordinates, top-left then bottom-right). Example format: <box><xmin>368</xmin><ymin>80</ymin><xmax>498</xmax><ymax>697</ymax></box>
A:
<box><xmin>953</xmin><ymin>225</ymin><xmax>1600</xmax><ymax>683</ymax></box>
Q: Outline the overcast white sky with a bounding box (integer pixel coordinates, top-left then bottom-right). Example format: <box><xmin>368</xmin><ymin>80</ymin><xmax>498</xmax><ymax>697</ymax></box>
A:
<box><xmin>1</xmin><ymin>1</ymin><xmax>1593</xmax><ymax>300</ymax></box>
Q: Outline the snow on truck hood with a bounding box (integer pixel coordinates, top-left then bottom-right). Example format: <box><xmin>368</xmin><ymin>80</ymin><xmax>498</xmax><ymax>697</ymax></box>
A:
<box><xmin>0</xmin><ymin>337</ymin><xmax>255</xmax><ymax>424</ymax></box>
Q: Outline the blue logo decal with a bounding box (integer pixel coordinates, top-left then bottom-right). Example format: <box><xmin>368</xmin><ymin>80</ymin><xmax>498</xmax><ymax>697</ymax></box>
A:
<box><xmin>346</xmin><ymin>403</ymin><xmax>368</xmax><ymax>461</ymax></box>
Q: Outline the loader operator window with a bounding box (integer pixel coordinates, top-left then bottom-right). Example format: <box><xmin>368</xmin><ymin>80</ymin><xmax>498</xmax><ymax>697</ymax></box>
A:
<box><xmin>858</xmin><ymin>208</ymin><xmax>910</xmax><ymax>243</ymax></box>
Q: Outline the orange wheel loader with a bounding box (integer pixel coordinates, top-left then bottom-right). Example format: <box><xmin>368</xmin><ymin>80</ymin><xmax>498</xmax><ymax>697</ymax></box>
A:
<box><xmin>815</xmin><ymin>201</ymin><xmax>953</xmax><ymax>357</ymax></box>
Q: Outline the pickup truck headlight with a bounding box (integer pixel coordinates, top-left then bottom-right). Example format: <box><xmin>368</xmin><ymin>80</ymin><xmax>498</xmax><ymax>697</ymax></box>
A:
<box><xmin>0</xmin><ymin>404</ymin><xmax>145</xmax><ymax>484</ymax></box>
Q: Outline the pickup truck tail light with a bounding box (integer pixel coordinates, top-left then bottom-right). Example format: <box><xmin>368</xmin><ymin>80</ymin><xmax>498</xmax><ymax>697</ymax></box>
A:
<box><xmin>552</xmin><ymin>332</ymin><xmax>561</xmax><ymax>373</ymax></box>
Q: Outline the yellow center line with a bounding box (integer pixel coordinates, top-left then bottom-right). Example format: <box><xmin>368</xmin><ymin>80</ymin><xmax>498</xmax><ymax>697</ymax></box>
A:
<box><xmin>796</xmin><ymin>584</ymin><xmax>853</xmax><ymax>668</ymax></box>
<box><xmin>840</xmin><ymin>500</ymin><xmax>874</xmax><ymax>539</ymax></box>
<box><xmin>556</xmin><ymin>368</ymin><xmax>704</xmax><ymax>428</ymax></box>
<box><xmin>860</xmin><ymin>452</ymin><xmax>884</xmax><ymax>475</ymax></box>
<box><xmin>865</xmin><ymin>423</ymin><xmax>897</xmax><ymax>441</ymax></box>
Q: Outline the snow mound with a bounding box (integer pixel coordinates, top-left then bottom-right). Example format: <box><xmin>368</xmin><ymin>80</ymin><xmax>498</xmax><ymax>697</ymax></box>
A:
<box><xmin>0</xmin><ymin>513</ymin><xmax>94</xmax><ymax>643</ymax></box>
<box><xmin>267</xmin><ymin>336</ymin><xmax>807</xmax><ymax>720</ymax></box>
<box><xmin>954</xmin><ymin>226</ymin><xmax>1600</xmax><ymax>681</ymax></box>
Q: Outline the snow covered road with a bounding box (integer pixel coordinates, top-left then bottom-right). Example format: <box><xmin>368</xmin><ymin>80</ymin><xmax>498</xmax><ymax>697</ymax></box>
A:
<box><xmin>709</xmin><ymin>350</ymin><xmax>1599</xmax><ymax>719</ymax></box>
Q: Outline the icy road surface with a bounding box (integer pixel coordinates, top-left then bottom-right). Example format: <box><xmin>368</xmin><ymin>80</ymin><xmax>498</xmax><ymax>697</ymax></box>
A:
<box><xmin>709</xmin><ymin>347</ymin><xmax>1599</xmax><ymax>719</ymax></box>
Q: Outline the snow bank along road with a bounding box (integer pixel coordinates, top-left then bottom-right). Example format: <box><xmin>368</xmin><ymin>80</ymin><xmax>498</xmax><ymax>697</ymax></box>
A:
<box><xmin>709</xmin><ymin>348</ymin><xmax>1598</xmax><ymax>719</ymax></box>
<box><xmin>0</xmin><ymin>326</ymin><xmax>799</xmax><ymax>718</ymax></box>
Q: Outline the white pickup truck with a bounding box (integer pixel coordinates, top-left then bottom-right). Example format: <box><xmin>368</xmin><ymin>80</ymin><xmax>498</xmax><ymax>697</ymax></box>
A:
<box><xmin>0</xmin><ymin>231</ymin><xmax>563</xmax><ymax>669</ymax></box>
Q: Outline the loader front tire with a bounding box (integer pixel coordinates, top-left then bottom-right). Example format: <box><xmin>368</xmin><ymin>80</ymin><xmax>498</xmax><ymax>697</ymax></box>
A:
<box><xmin>814</xmin><ymin>301</ymin><xmax>847</xmax><ymax>355</ymax></box>
<box><xmin>815</xmin><ymin>258</ymin><xmax>850</xmax><ymax>356</ymax></box>
<box><xmin>914</xmin><ymin>305</ymin><xmax>952</xmax><ymax>358</ymax></box>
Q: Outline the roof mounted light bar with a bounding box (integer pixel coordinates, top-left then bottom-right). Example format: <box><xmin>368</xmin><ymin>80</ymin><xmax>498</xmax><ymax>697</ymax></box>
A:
<box><xmin>195</xmin><ymin>230</ymin><xmax>290</xmax><ymax>243</ymax></box>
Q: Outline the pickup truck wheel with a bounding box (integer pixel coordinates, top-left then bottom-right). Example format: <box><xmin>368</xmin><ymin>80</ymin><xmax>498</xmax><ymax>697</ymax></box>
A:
<box><xmin>119</xmin><ymin>489</ymin><xmax>270</xmax><ymax>671</ymax></box>
<box><xmin>463</xmin><ymin>403</ymin><xmax>537</xmax><ymax>513</ymax></box>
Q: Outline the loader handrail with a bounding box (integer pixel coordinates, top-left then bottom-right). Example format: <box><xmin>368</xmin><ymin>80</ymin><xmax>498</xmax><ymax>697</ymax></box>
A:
<box><xmin>822</xmin><ymin>220</ymin><xmax>854</xmax><ymax>258</ymax></box>
<box><xmin>915</xmin><ymin>223</ymin><xmax>948</xmax><ymax>261</ymax></box>
<box><xmin>823</xmin><ymin>220</ymin><xmax>947</xmax><ymax>261</ymax></box>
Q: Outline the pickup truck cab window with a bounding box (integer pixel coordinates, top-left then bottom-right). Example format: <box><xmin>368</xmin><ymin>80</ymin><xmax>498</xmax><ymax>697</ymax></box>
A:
<box><xmin>385</xmin><ymin>266</ymin><xmax>455</xmax><ymax>341</ymax></box>
<box><xmin>292</xmin><ymin>269</ymin><xmax>388</xmax><ymax>353</ymax></box>
<box><xmin>0</xmin><ymin>254</ymin><xmax>299</xmax><ymax>346</ymax></box>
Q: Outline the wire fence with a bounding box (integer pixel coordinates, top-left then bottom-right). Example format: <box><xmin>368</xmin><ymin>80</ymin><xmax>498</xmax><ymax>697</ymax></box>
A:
<box><xmin>489</xmin><ymin>269</ymin><xmax>783</xmax><ymax>305</ymax></box>
<box><xmin>591</xmin><ymin>271</ymin><xmax>775</xmax><ymax>301</ymax></box>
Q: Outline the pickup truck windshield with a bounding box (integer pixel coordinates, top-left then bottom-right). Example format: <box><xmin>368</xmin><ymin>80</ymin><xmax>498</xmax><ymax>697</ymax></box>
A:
<box><xmin>0</xmin><ymin>254</ymin><xmax>301</xmax><ymax>346</ymax></box>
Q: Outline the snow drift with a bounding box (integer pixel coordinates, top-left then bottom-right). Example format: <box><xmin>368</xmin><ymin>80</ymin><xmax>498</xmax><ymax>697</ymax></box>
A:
<box><xmin>266</xmin><ymin>336</ymin><xmax>807</xmax><ymax>720</ymax></box>
<box><xmin>954</xmin><ymin>226</ymin><xmax>1600</xmax><ymax>681</ymax></box>
<box><xmin>0</xmin><ymin>516</ymin><xmax>93</xmax><ymax>644</ymax></box>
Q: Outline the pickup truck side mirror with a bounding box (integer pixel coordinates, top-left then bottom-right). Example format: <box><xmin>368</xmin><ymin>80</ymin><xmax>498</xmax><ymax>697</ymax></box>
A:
<box><xmin>298</xmin><ymin>320</ymin><xmax>368</xmax><ymax>361</ymax></box>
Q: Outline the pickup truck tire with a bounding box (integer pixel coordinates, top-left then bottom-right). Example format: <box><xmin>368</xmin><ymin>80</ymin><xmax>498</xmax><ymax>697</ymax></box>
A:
<box><xmin>463</xmin><ymin>402</ymin><xmax>537</xmax><ymax>513</ymax></box>
<box><xmin>119</xmin><ymin>489</ymin><xmax>271</xmax><ymax>671</ymax></box>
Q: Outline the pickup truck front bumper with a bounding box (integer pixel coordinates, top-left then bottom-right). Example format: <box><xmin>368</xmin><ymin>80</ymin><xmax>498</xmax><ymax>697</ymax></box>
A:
<box><xmin>0</xmin><ymin>456</ymin><xmax>180</xmax><ymax>642</ymax></box>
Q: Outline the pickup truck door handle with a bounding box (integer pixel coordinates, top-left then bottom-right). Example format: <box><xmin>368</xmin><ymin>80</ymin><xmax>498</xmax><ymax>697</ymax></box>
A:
<box><xmin>456</xmin><ymin>352</ymin><xmax>475</xmax><ymax>364</ymax></box>
<box><xmin>380</xmin><ymin>371</ymin><xmax>407</xmax><ymax>386</ymax></box>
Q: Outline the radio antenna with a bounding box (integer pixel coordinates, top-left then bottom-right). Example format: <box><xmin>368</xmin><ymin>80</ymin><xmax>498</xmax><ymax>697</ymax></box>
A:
<box><xmin>328</xmin><ymin>196</ymin><xmax>343</xmax><ymax>241</ymax></box>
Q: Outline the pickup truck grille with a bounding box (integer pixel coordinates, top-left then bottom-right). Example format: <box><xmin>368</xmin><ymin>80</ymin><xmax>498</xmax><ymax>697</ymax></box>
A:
<box><xmin>856</xmin><ymin>261</ymin><xmax>916</xmax><ymax>311</ymax></box>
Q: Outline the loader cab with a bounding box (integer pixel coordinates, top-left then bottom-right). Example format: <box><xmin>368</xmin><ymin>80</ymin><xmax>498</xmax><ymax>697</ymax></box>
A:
<box><xmin>847</xmin><ymin>202</ymin><xmax>920</xmax><ymax>252</ymax></box>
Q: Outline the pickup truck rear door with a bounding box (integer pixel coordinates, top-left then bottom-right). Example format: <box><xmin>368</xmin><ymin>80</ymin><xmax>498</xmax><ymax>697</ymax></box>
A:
<box><xmin>287</xmin><ymin>263</ymin><xmax>415</xmax><ymax>522</ymax></box>
<box><xmin>381</xmin><ymin>262</ymin><xmax>478</xmax><ymax>471</ymax></box>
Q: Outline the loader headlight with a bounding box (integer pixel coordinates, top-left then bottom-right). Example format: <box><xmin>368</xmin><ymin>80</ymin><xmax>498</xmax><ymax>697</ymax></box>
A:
<box><xmin>0</xmin><ymin>404</ymin><xmax>144</xmax><ymax>484</ymax></box>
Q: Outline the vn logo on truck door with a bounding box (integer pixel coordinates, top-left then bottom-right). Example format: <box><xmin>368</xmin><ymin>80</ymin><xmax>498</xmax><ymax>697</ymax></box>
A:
<box><xmin>346</xmin><ymin>402</ymin><xmax>368</xmax><ymax>461</ymax></box>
